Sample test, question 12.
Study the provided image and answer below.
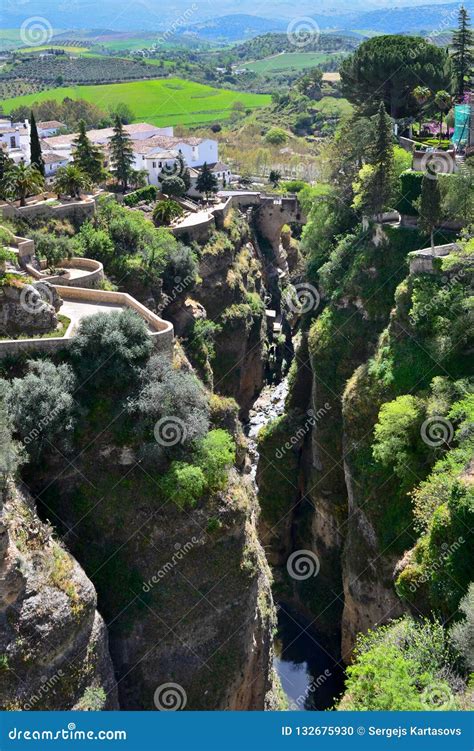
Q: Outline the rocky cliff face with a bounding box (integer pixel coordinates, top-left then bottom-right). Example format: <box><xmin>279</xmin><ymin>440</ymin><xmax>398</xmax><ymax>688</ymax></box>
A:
<box><xmin>34</xmin><ymin>457</ymin><xmax>279</xmax><ymax>710</ymax></box>
<box><xmin>256</xmin><ymin>226</ymin><xmax>436</xmax><ymax>657</ymax></box>
<box><xmin>0</xmin><ymin>480</ymin><xmax>118</xmax><ymax>710</ymax></box>
<box><xmin>0</xmin><ymin>281</ymin><xmax>62</xmax><ymax>337</ymax></box>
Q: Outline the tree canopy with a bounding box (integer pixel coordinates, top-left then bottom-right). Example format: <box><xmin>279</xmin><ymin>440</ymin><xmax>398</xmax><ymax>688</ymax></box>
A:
<box><xmin>340</xmin><ymin>36</ymin><xmax>453</xmax><ymax>118</ymax></box>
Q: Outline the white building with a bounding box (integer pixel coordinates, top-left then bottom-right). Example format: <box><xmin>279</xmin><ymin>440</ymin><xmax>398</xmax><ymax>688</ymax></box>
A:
<box><xmin>37</xmin><ymin>120</ymin><xmax>66</xmax><ymax>137</ymax></box>
<box><xmin>43</xmin><ymin>151</ymin><xmax>69</xmax><ymax>177</ymax></box>
<box><xmin>31</xmin><ymin>120</ymin><xmax>231</xmax><ymax>195</ymax></box>
<box><xmin>0</xmin><ymin>119</ymin><xmax>30</xmax><ymax>164</ymax></box>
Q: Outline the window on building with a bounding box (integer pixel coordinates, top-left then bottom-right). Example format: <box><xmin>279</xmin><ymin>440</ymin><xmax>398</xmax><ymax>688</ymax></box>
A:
<box><xmin>153</xmin><ymin>162</ymin><xmax>156</xmax><ymax>168</ymax></box>
<box><xmin>10</xmin><ymin>137</ymin><xmax>15</xmax><ymax>147</ymax></box>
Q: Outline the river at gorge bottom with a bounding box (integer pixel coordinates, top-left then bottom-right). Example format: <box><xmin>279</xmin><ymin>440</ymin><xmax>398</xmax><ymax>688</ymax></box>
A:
<box><xmin>245</xmin><ymin>379</ymin><xmax>346</xmax><ymax>711</ymax></box>
<box><xmin>273</xmin><ymin>604</ymin><xmax>345</xmax><ymax>710</ymax></box>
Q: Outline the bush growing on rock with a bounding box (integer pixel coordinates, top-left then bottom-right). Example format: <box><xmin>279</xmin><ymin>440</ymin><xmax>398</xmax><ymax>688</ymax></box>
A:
<box><xmin>132</xmin><ymin>355</ymin><xmax>210</xmax><ymax>452</ymax></box>
<box><xmin>71</xmin><ymin>309</ymin><xmax>153</xmax><ymax>395</ymax></box>
<box><xmin>339</xmin><ymin>616</ymin><xmax>462</xmax><ymax>710</ymax></box>
<box><xmin>195</xmin><ymin>429</ymin><xmax>236</xmax><ymax>491</ymax></box>
<box><xmin>161</xmin><ymin>461</ymin><xmax>207</xmax><ymax>508</ymax></box>
<box><xmin>161</xmin><ymin>244</ymin><xmax>198</xmax><ymax>294</ymax></box>
<box><xmin>3</xmin><ymin>360</ymin><xmax>76</xmax><ymax>459</ymax></box>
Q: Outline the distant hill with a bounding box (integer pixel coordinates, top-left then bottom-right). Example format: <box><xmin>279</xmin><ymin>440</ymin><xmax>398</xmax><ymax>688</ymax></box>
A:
<box><xmin>181</xmin><ymin>14</ymin><xmax>288</xmax><ymax>42</ymax></box>
<box><xmin>338</xmin><ymin>2</ymin><xmax>474</xmax><ymax>34</ymax></box>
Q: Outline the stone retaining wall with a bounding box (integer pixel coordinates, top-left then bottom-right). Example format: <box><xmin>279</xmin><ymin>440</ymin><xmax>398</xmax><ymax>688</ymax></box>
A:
<box><xmin>408</xmin><ymin>243</ymin><xmax>457</xmax><ymax>273</ymax></box>
<box><xmin>25</xmin><ymin>258</ymin><xmax>105</xmax><ymax>288</ymax></box>
<box><xmin>0</xmin><ymin>286</ymin><xmax>174</xmax><ymax>359</ymax></box>
<box><xmin>1</xmin><ymin>199</ymin><xmax>96</xmax><ymax>223</ymax></box>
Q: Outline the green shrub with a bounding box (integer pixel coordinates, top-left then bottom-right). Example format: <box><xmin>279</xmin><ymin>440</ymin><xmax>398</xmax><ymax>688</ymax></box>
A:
<box><xmin>4</xmin><ymin>360</ymin><xmax>76</xmax><ymax>459</ymax></box>
<box><xmin>372</xmin><ymin>395</ymin><xmax>427</xmax><ymax>485</ymax></box>
<box><xmin>132</xmin><ymin>354</ymin><xmax>209</xmax><ymax>452</ymax></box>
<box><xmin>70</xmin><ymin>309</ymin><xmax>152</xmax><ymax>395</ymax></box>
<box><xmin>76</xmin><ymin>686</ymin><xmax>107</xmax><ymax>711</ymax></box>
<box><xmin>281</xmin><ymin>180</ymin><xmax>307</xmax><ymax>193</ymax></box>
<box><xmin>161</xmin><ymin>461</ymin><xmax>206</xmax><ymax>508</ymax></box>
<box><xmin>162</xmin><ymin>244</ymin><xmax>197</xmax><ymax>294</ymax></box>
<box><xmin>340</xmin><ymin>617</ymin><xmax>459</xmax><ymax>710</ymax></box>
<box><xmin>264</xmin><ymin>127</ymin><xmax>288</xmax><ymax>145</ymax></box>
<box><xmin>123</xmin><ymin>185</ymin><xmax>157</xmax><ymax>207</ymax></box>
<box><xmin>195</xmin><ymin>429</ymin><xmax>236</xmax><ymax>490</ymax></box>
<box><xmin>450</xmin><ymin>584</ymin><xmax>474</xmax><ymax>672</ymax></box>
<box><xmin>397</xmin><ymin>170</ymin><xmax>423</xmax><ymax>216</ymax></box>
<box><xmin>74</xmin><ymin>222</ymin><xmax>114</xmax><ymax>262</ymax></box>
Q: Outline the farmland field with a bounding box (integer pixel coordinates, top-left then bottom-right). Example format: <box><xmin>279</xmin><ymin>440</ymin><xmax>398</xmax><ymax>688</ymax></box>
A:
<box><xmin>0</xmin><ymin>77</ymin><xmax>271</xmax><ymax>126</ymax></box>
<box><xmin>242</xmin><ymin>52</ymin><xmax>343</xmax><ymax>74</ymax></box>
<box><xmin>16</xmin><ymin>45</ymin><xmax>92</xmax><ymax>54</ymax></box>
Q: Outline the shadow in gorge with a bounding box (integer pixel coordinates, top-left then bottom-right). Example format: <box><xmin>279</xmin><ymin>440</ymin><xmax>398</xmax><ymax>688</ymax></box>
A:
<box><xmin>274</xmin><ymin>603</ymin><xmax>345</xmax><ymax>710</ymax></box>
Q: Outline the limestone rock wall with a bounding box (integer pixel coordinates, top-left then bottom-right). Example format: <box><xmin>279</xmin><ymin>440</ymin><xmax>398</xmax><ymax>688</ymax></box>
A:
<box><xmin>0</xmin><ymin>481</ymin><xmax>118</xmax><ymax>710</ymax></box>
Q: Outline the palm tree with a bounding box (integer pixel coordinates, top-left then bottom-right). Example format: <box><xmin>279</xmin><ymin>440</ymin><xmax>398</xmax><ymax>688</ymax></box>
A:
<box><xmin>434</xmin><ymin>91</ymin><xmax>453</xmax><ymax>140</ymax></box>
<box><xmin>152</xmin><ymin>199</ymin><xmax>183</xmax><ymax>226</ymax></box>
<box><xmin>412</xmin><ymin>86</ymin><xmax>431</xmax><ymax>137</ymax></box>
<box><xmin>53</xmin><ymin>165</ymin><xmax>92</xmax><ymax>199</ymax></box>
<box><xmin>1</xmin><ymin>162</ymin><xmax>44</xmax><ymax>207</ymax></box>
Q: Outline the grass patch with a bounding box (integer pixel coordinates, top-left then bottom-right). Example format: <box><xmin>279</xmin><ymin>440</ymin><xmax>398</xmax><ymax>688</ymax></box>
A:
<box><xmin>0</xmin><ymin>77</ymin><xmax>271</xmax><ymax>127</ymax></box>
<box><xmin>242</xmin><ymin>51</ymin><xmax>342</xmax><ymax>75</ymax></box>
<box><xmin>0</xmin><ymin>314</ymin><xmax>70</xmax><ymax>341</ymax></box>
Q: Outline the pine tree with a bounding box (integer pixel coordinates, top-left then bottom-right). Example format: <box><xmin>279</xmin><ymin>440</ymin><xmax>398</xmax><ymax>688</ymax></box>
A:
<box><xmin>196</xmin><ymin>162</ymin><xmax>218</xmax><ymax>200</ymax></box>
<box><xmin>72</xmin><ymin>120</ymin><xmax>105</xmax><ymax>184</ymax></box>
<box><xmin>29</xmin><ymin>111</ymin><xmax>44</xmax><ymax>176</ymax></box>
<box><xmin>109</xmin><ymin>115</ymin><xmax>134</xmax><ymax>192</ymax></box>
<box><xmin>452</xmin><ymin>6</ymin><xmax>474</xmax><ymax>99</ymax></box>
<box><xmin>419</xmin><ymin>166</ymin><xmax>441</xmax><ymax>250</ymax></box>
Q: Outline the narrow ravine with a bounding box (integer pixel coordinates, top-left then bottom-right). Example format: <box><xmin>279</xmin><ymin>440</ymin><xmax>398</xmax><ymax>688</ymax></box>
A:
<box><xmin>245</xmin><ymin>376</ymin><xmax>345</xmax><ymax>711</ymax></box>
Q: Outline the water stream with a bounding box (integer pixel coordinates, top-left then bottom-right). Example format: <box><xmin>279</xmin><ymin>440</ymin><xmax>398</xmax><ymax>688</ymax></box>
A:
<box><xmin>246</xmin><ymin>379</ymin><xmax>345</xmax><ymax>711</ymax></box>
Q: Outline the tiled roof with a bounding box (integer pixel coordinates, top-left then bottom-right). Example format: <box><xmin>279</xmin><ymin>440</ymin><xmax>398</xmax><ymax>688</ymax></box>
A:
<box><xmin>42</xmin><ymin>152</ymin><xmax>68</xmax><ymax>164</ymax></box>
<box><xmin>208</xmin><ymin>161</ymin><xmax>230</xmax><ymax>172</ymax></box>
<box><xmin>38</xmin><ymin>120</ymin><xmax>65</xmax><ymax>129</ymax></box>
<box><xmin>43</xmin><ymin>122</ymin><xmax>161</xmax><ymax>148</ymax></box>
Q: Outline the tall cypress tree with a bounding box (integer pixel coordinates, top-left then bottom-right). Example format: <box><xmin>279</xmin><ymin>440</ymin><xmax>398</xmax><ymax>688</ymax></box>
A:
<box><xmin>29</xmin><ymin>111</ymin><xmax>44</xmax><ymax>176</ymax></box>
<box><xmin>452</xmin><ymin>6</ymin><xmax>474</xmax><ymax>99</ymax></box>
<box><xmin>369</xmin><ymin>102</ymin><xmax>394</xmax><ymax>220</ymax></box>
<box><xmin>109</xmin><ymin>115</ymin><xmax>134</xmax><ymax>192</ymax></box>
<box><xmin>72</xmin><ymin>120</ymin><xmax>105</xmax><ymax>184</ymax></box>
